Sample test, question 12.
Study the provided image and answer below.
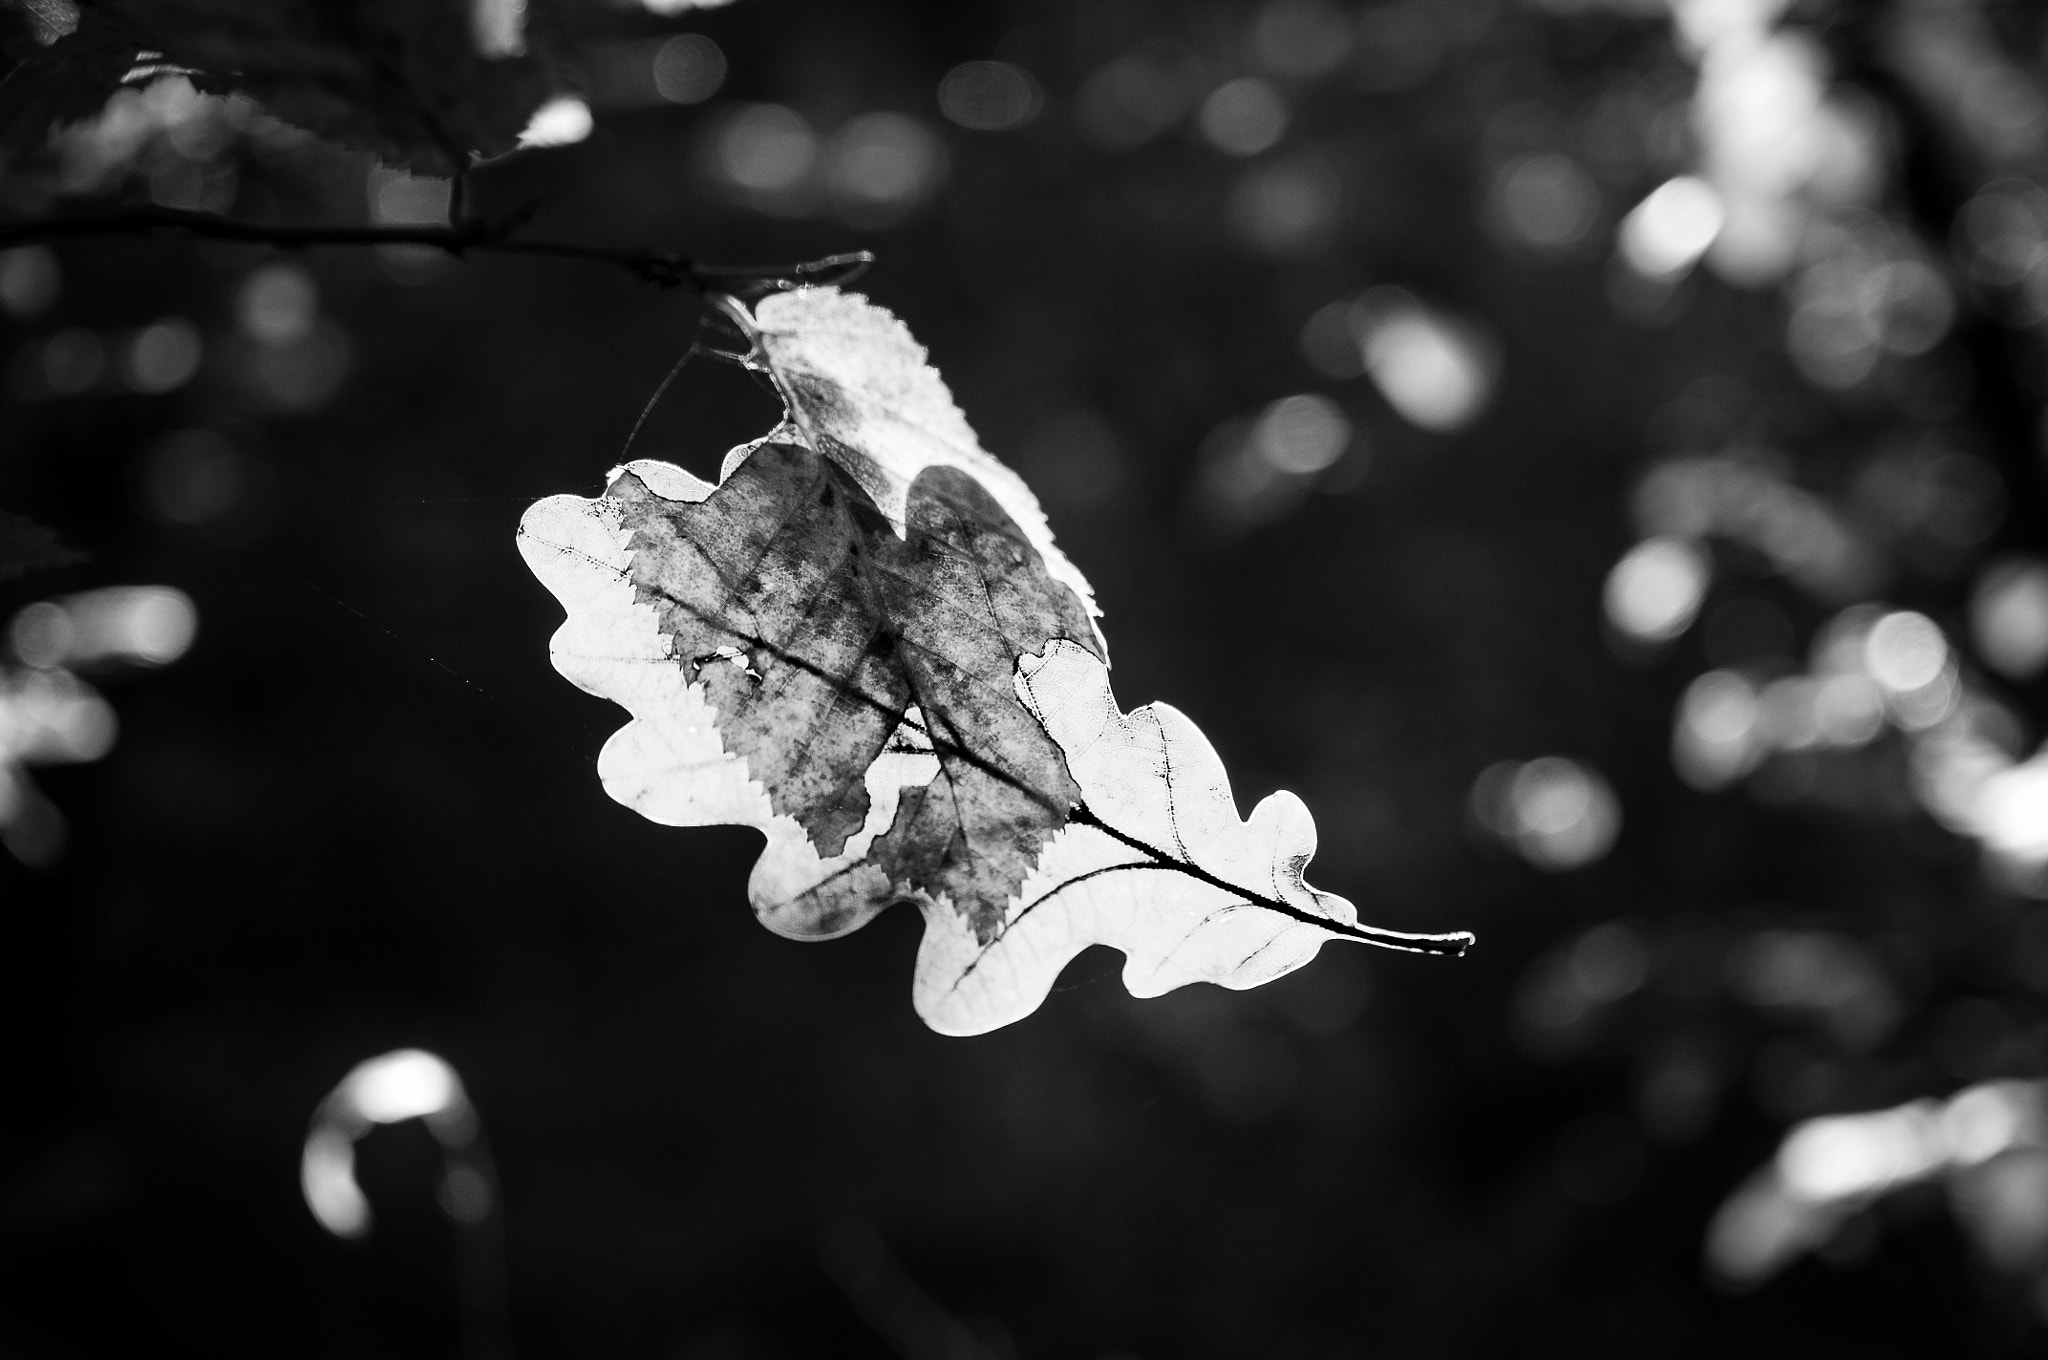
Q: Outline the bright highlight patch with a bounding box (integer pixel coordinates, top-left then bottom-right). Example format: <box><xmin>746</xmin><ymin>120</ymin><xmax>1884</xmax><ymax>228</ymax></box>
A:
<box><xmin>301</xmin><ymin>1049</ymin><xmax>485</xmax><ymax>1240</ymax></box>
<box><xmin>1357</xmin><ymin>292</ymin><xmax>1495</xmax><ymax>433</ymax></box>
<box><xmin>517</xmin><ymin>96</ymin><xmax>593</xmax><ymax>149</ymax></box>
<box><xmin>1604</xmin><ymin>537</ymin><xmax>1711</xmax><ymax>643</ymax></box>
<box><xmin>1618</xmin><ymin>176</ymin><xmax>1725</xmax><ymax>278</ymax></box>
<box><xmin>1471</xmin><ymin>756</ymin><xmax>1622</xmax><ymax>871</ymax></box>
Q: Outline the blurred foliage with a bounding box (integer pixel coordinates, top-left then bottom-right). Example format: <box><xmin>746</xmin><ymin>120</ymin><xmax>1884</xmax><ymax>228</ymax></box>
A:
<box><xmin>7</xmin><ymin>0</ymin><xmax>2048</xmax><ymax>1357</ymax></box>
<box><xmin>0</xmin><ymin>506</ymin><xmax>81</xmax><ymax>579</ymax></box>
<box><xmin>0</xmin><ymin>0</ymin><xmax>561</xmax><ymax>170</ymax></box>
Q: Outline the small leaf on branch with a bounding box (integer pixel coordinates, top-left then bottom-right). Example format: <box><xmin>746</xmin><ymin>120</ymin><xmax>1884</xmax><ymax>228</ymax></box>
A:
<box><xmin>519</xmin><ymin>287</ymin><xmax>1471</xmax><ymax>1034</ymax></box>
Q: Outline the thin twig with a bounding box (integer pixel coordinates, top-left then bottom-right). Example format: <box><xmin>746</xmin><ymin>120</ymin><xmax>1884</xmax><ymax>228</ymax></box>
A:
<box><xmin>0</xmin><ymin>203</ymin><xmax>874</xmax><ymax>293</ymax></box>
<box><xmin>617</xmin><ymin>314</ymin><xmax>710</xmax><ymax>463</ymax></box>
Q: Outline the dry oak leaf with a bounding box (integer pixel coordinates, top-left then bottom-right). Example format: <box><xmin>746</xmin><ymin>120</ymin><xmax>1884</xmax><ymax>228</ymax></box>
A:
<box><xmin>518</xmin><ymin>287</ymin><xmax>1470</xmax><ymax>1034</ymax></box>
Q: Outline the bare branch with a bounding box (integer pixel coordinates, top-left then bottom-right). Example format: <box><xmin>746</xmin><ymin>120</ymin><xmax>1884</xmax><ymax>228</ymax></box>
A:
<box><xmin>0</xmin><ymin>203</ymin><xmax>874</xmax><ymax>293</ymax></box>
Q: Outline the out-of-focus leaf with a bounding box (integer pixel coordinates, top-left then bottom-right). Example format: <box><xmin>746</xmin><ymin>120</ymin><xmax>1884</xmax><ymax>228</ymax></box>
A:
<box><xmin>518</xmin><ymin>288</ymin><xmax>1470</xmax><ymax>1034</ymax></box>
<box><xmin>0</xmin><ymin>3</ymin><xmax>138</xmax><ymax>157</ymax></box>
<box><xmin>4</xmin><ymin>0</ymin><xmax>561</xmax><ymax>172</ymax></box>
<box><xmin>0</xmin><ymin>509</ymin><xmax>85</xmax><ymax>582</ymax></box>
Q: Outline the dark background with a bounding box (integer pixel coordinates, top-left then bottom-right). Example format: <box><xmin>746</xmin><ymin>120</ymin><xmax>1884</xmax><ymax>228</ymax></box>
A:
<box><xmin>4</xmin><ymin>0</ymin><xmax>2047</xmax><ymax>1355</ymax></box>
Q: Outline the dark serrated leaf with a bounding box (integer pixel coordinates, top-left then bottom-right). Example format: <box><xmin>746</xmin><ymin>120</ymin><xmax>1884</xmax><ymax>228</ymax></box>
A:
<box><xmin>614</xmin><ymin>441</ymin><xmax>1102</xmax><ymax>941</ymax></box>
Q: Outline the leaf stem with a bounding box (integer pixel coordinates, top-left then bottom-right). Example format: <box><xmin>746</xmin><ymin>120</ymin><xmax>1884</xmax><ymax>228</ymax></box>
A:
<box><xmin>554</xmin><ymin>457</ymin><xmax>1476</xmax><ymax>962</ymax></box>
<box><xmin>0</xmin><ymin>204</ymin><xmax>874</xmax><ymax>293</ymax></box>
<box><xmin>1066</xmin><ymin>804</ymin><xmax>1476</xmax><ymax>957</ymax></box>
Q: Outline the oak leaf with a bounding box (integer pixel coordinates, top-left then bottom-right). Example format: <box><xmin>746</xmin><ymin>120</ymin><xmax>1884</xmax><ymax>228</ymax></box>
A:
<box><xmin>518</xmin><ymin>287</ymin><xmax>1470</xmax><ymax>1034</ymax></box>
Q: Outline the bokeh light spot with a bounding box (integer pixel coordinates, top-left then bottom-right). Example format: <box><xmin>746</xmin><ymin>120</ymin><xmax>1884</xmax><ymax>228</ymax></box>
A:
<box><xmin>8</xmin><ymin>602</ymin><xmax>72</xmax><ymax>670</ymax></box>
<box><xmin>40</xmin><ymin>328</ymin><xmax>102</xmax><ymax>395</ymax></box>
<box><xmin>1200</xmin><ymin>78</ymin><xmax>1289</xmax><ymax>156</ymax></box>
<box><xmin>0</xmin><ymin>667</ymin><xmax>118</xmax><ymax>768</ymax></box>
<box><xmin>1076</xmin><ymin>53</ymin><xmax>1195</xmax><ymax>150</ymax></box>
<box><xmin>0</xmin><ymin>246</ymin><xmax>60</xmax><ymax>318</ymax></box>
<box><xmin>1618</xmin><ymin>176</ymin><xmax>1725</xmax><ymax>277</ymax></box>
<box><xmin>938</xmin><ymin>61</ymin><xmax>1041</xmax><ymax>131</ymax></box>
<box><xmin>123</xmin><ymin>318</ymin><xmax>202</xmax><ymax>394</ymax></box>
<box><xmin>1604</xmin><ymin>537</ymin><xmax>1711</xmax><ymax>643</ymax></box>
<box><xmin>652</xmin><ymin>34</ymin><xmax>726</xmax><ymax>104</ymax></box>
<box><xmin>1230</xmin><ymin>154</ymin><xmax>1340</xmax><ymax>254</ymax></box>
<box><xmin>1489</xmin><ymin>153</ymin><xmax>1600</xmax><ymax>251</ymax></box>
<box><xmin>1252</xmin><ymin>394</ymin><xmax>1350</xmax><ymax>474</ymax></box>
<box><xmin>1675</xmin><ymin>669</ymin><xmax>1763</xmax><ymax>790</ymax></box>
<box><xmin>1972</xmin><ymin>558</ymin><xmax>2048</xmax><ymax>680</ymax></box>
<box><xmin>370</xmin><ymin>170</ymin><xmax>451</xmax><ymax>226</ymax></box>
<box><xmin>1357</xmin><ymin>291</ymin><xmax>1495</xmax><ymax>432</ymax></box>
<box><xmin>1865</xmin><ymin>611</ymin><xmax>1948</xmax><ymax>694</ymax></box>
<box><xmin>1300</xmin><ymin>298</ymin><xmax>1368</xmax><ymax>378</ymax></box>
<box><xmin>1251</xmin><ymin>0</ymin><xmax>1353</xmax><ymax>79</ymax></box>
<box><xmin>13</xmin><ymin>586</ymin><xmax>199</xmax><ymax>670</ymax></box>
<box><xmin>302</xmin><ymin>1049</ymin><xmax>484</xmax><ymax>1241</ymax></box>
<box><xmin>1473</xmin><ymin>756</ymin><xmax>1622</xmax><ymax>871</ymax></box>
<box><xmin>238</xmin><ymin>264</ymin><xmax>317</xmax><ymax>345</ymax></box>
<box><xmin>828</xmin><ymin>113</ymin><xmax>945</xmax><ymax>226</ymax></box>
<box><xmin>471</xmin><ymin>0</ymin><xmax>526</xmax><ymax>59</ymax></box>
<box><xmin>341</xmin><ymin>1049</ymin><xmax>463</xmax><ymax>1125</ymax></box>
<box><xmin>717</xmin><ymin>103</ymin><xmax>817</xmax><ymax>194</ymax></box>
